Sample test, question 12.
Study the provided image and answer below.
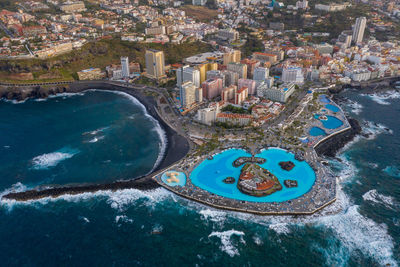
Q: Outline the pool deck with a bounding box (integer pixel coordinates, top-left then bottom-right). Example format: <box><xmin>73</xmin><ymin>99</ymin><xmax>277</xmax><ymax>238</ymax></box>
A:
<box><xmin>307</xmin><ymin>96</ymin><xmax>352</xmax><ymax>148</ymax></box>
<box><xmin>153</xmin><ymin>145</ymin><xmax>337</xmax><ymax>215</ymax></box>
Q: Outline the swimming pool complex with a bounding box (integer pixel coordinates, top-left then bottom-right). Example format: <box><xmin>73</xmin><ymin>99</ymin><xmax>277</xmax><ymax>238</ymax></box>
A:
<box><xmin>190</xmin><ymin>148</ymin><xmax>316</xmax><ymax>202</ymax></box>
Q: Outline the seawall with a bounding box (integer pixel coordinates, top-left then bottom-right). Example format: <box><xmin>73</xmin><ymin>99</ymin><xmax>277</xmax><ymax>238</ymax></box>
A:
<box><xmin>314</xmin><ymin>118</ymin><xmax>362</xmax><ymax>157</ymax></box>
<box><xmin>1</xmin><ymin>81</ymin><xmax>190</xmax><ymax>201</ymax></box>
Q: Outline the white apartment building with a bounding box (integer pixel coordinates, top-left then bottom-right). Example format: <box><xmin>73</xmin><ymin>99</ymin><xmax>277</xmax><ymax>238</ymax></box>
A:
<box><xmin>261</xmin><ymin>83</ymin><xmax>295</xmax><ymax>103</ymax></box>
<box><xmin>177</xmin><ymin>66</ymin><xmax>201</xmax><ymax>88</ymax></box>
<box><xmin>253</xmin><ymin>67</ymin><xmax>270</xmax><ymax>81</ymax></box>
<box><xmin>121</xmin><ymin>57</ymin><xmax>130</xmax><ymax>78</ymax></box>
<box><xmin>282</xmin><ymin>66</ymin><xmax>304</xmax><ymax>84</ymax></box>
<box><xmin>352</xmin><ymin>17</ymin><xmax>367</xmax><ymax>45</ymax></box>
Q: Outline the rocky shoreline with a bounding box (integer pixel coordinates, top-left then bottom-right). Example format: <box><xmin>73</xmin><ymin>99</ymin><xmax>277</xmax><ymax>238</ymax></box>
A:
<box><xmin>314</xmin><ymin>118</ymin><xmax>362</xmax><ymax>157</ymax></box>
<box><xmin>1</xmin><ymin>81</ymin><xmax>190</xmax><ymax>201</ymax></box>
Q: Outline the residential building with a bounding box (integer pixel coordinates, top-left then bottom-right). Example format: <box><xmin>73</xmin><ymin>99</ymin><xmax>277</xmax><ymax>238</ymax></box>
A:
<box><xmin>177</xmin><ymin>66</ymin><xmax>201</xmax><ymax>87</ymax></box>
<box><xmin>238</xmin><ymin>79</ymin><xmax>256</xmax><ymax>95</ymax></box>
<box><xmin>282</xmin><ymin>66</ymin><xmax>304</xmax><ymax>84</ymax></box>
<box><xmin>180</xmin><ymin>81</ymin><xmax>197</xmax><ymax>108</ymax></box>
<box><xmin>240</xmin><ymin>58</ymin><xmax>260</xmax><ymax>78</ymax></box>
<box><xmin>218</xmin><ymin>29</ymin><xmax>239</xmax><ymax>42</ymax></box>
<box><xmin>121</xmin><ymin>57</ymin><xmax>130</xmax><ymax>78</ymax></box>
<box><xmin>253</xmin><ymin>67</ymin><xmax>270</xmax><ymax>81</ymax></box>
<box><xmin>227</xmin><ymin>62</ymin><xmax>247</xmax><ymax>79</ymax></box>
<box><xmin>223</xmin><ymin>50</ymin><xmax>241</xmax><ymax>65</ymax></box>
<box><xmin>202</xmin><ymin>78</ymin><xmax>223</xmax><ymax>100</ymax></box>
<box><xmin>196</xmin><ymin>62</ymin><xmax>218</xmax><ymax>84</ymax></box>
<box><xmin>59</xmin><ymin>1</ymin><xmax>86</xmax><ymax>13</ymax></box>
<box><xmin>262</xmin><ymin>83</ymin><xmax>295</xmax><ymax>103</ymax></box>
<box><xmin>145</xmin><ymin>49</ymin><xmax>165</xmax><ymax>79</ymax></box>
<box><xmin>221</xmin><ymin>85</ymin><xmax>237</xmax><ymax>102</ymax></box>
<box><xmin>235</xmin><ymin>87</ymin><xmax>249</xmax><ymax>105</ymax></box>
<box><xmin>352</xmin><ymin>17</ymin><xmax>367</xmax><ymax>45</ymax></box>
<box><xmin>253</xmin><ymin>52</ymin><xmax>278</xmax><ymax>64</ymax></box>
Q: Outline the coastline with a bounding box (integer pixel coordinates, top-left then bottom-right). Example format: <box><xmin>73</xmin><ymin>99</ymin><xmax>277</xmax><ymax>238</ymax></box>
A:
<box><xmin>1</xmin><ymin>80</ymin><xmax>361</xmax><ymax>209</ymax></box>
<box><xmin>1</xmin><ymin>81</ymin><xmax>190</xmax><ymax>201</ymax></box>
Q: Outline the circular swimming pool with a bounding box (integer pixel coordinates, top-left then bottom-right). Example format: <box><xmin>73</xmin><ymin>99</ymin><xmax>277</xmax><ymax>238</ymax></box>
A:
<box><xmin>190</xmin><ymin>148</ymin><xmax>316</xmax><ymax>202</ymax></box>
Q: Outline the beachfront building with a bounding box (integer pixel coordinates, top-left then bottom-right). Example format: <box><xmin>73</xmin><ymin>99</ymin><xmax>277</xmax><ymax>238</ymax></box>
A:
<box><xmin>180</xmin><ymin>81</ymin><xmax>202</xmax><ymax>108</ymax></box>
<box><xmin>177</xmin><ymin>65</ymin><xmax>201</xmax><ymax>88</ymax></box>
<box><xmin>121</xmin><ymin>57</ymin><xmax>130</xmax><ymax>78</ymax></box>
<box><xmin>262</xmin><ymin>83</ymin><xmax>295</xmax><ymax>103</ymax></box>
<box><xmin>145</xmin><ymin>49</ymin><xmax>165</xmax><ymax>79</ymax></box>
<box><xmin>282</xmin><ymin>66</ymin><xmax>304</xmax><ymax>84</ymax></box>
<box><xmin>202</xmin><ymin>78</ymin><xmax>223</xmax><ymax>100</ymax></box>
<box><xmin>223</xmin><ymin>50</ymin><xmax>241</xmax><ymax>66</ymax></box>
<box><xmin>227</xmin><ymin>62</ymin><xmax>247</xmax><ymax>79</ymax></box>
<box><xmin>238</xmin><ymin>79</ymin><xmax>256</xmax><ymax>95</ymax></box>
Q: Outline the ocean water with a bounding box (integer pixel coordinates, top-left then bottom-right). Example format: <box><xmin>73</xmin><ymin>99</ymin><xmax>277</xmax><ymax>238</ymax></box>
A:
<box><xmin>1</xmin><ymin>89</ymin><xmax>399</xmax><ymax>266</ymax></box>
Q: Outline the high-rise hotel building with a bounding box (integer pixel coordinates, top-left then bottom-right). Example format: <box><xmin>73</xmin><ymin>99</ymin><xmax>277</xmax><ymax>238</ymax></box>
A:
<box><xmin>145</xmin><ymin>49</ymin><xmax>165</xmax><ymax>79</ymax></box>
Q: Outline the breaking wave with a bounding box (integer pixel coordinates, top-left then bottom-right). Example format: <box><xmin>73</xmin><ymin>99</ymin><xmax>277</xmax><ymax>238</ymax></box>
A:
<box><xmin>208</xmin><ymin>230</ymin><xmax>245</xmax><ymax>257</ymax></box>
<box><xmin>362</xmin><ymin>91</ymin><xmax>400</xmax><ymax>105</ymax></box>
<box><xmin>31</xmin><ymin>148</ymin><xmax>79</xmax><ymax>170</ymax></box>
<box><xmin>362</xmin><ymin>189</ymin><xmax>396</xmax><ymax>209</ymax></box>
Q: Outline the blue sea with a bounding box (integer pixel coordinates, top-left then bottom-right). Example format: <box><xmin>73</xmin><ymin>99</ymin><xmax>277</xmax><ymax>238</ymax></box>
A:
<box><xmin>0</xmin><ymin>89</ymin><xmax>399</xmax><ymax>266</ymax></box>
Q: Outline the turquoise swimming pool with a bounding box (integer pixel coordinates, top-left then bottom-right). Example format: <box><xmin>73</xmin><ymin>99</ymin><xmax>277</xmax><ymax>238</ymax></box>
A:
<box><xmin>314</xmin><ymin>114</ymin><xmax>343</xmax><ymax>129</ymax></box>
<box><xmin>309</xmin><ymin>127</ymin><xmax>326</xmax><ymax>136</ymax></box>
<box><xmin>190</xmin><ymin>148</ymin><xmax>316</xmax><ymax>202</ymax></box>
<box><xmin>325</xmin><ymin>104</ymin><xmax>340</xmax><ymax>113</ymax></box>
<box><xmin>161</xmin><ymin>170</ymin><xmax>186</xmax><ymax>187</ymax></box>
<box><xmin>319</xmin><ymin>95</ymin><xmax>331</xmax><ymax>103</ymax></box>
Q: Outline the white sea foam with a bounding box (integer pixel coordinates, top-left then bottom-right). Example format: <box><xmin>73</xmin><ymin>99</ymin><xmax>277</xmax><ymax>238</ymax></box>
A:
<box><xmin>82</xmin><ymin>126</ymin><xmax>110</xmax><ymax>136</ymax></box>
<box><xmin>1</xmin><ymin>98</ymin><xmax>28</xmax><ymax>104</ymax></box>
<box><xmin>252</xmin><ymin>235</ymin><xmax>263</xmax><ymax>246</ymax></box>
<box><xmin>79</xmin><ymin>216</ymin><xmax>90</xmax><ymax>223</ymax></box>
<box><xmin>362</xmin><ymin>189</ymin><xmax>396</xmax><ymax>209</ymax></box>
<box><xmin>345</xmin><ymin>99</ymin><xmax>363</xmax><ymax>115</ymax></box>
<box><xmin>48</xmin><ymin>92</ymin><xmax>85</xmax><ymax>99</ymax></box>
<box><xmin>268</xmin><ymin>222</ymin><xmax>291</xmax><ymax>235</ymax></box>
<box><xmin>362</xmin><ymin>120</ymin><xmax>392</xmax><ymax>140</ymax></box>
<box><xmin>317</xmin><ymin>205</ymin><xmax>397</xmax><ymax>267</ymax></box>
<box><xmin>87</xmin><ymin>135</ymin><xmax>105</xmax><ymax>143</ymax></box>
<box><xmin>151</xmin><ymin>223</ymin><xmax>163</xmax><ymax>234</ymax></box>
<box><xmin>31</xmin><ymin>148</ymin><xmax>79</xmax><ymax>170</ymax></box>
<box><xmin>86</xmin><ymin>89</ymin><xmax>167</xmax><ymax>173</ymax></box>
<box><xmin>115</xmin><ymin>215</ymin><xmax>133</xmax><ymax>224</ymax></box>
<box><xmin>199</xmin><ymin>209</ymin><xmax>227</xmax><ymax>223</ymax></box>
<box><xmin>362</xmin><ymin>91</ymin><xmax>400</xmax><ymax>105</ymax></box>
<box><xmin>208</xmin><ymin>230</ymin><xmax>245</xmax><ymax>257</ymax></box>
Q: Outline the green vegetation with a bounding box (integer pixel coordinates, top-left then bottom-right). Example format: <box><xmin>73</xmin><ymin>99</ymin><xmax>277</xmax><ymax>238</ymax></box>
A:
<box><xmin>179</xmin><ymin>5</ymin><xmax>219</xmax><ymax>22</ymax></box>
<box><xmin>221</xmin><ymin>104</ymin><xmax>250</xmax><ymax>114</ymax></box>
<box><xmin>0</xmin><ymin>38</ymin><xmax>212</xmax><ymax>82</ymax></box>
<box><xmin>241</xmin><ymin>37</ymin><xmax>264</xmax><ymax>58</ymax></box>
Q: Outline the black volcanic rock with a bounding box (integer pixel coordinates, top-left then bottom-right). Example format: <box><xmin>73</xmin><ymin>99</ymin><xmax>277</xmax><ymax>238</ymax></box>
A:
<box><xmin>279</xmin><ymin>161</ymin><xmax>295</xmax><ymax>171</ymax></box>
